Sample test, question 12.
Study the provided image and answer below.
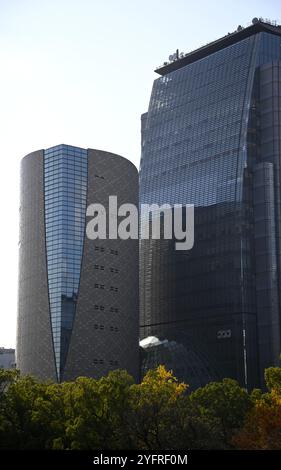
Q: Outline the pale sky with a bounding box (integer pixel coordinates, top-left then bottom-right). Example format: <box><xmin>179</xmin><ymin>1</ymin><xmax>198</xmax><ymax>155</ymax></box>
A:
<box><xmin>0</xmin><ymin>0</ymin><xmax>279</xmax><ymax>348</ymax></box>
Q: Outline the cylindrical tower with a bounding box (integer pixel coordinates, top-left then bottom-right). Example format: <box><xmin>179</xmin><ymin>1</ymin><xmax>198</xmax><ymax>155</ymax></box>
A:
<box><xmin>17</xmin><ymin>144</ymin><xmax>139</xmax><ymax>382</ymax></box>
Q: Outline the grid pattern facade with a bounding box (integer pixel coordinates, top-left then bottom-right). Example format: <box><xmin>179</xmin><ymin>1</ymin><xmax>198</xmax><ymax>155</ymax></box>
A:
<box><xmin>44</xmin><ymin>145</ymin><xmax>88</xmax><ymax>381</ymax></box>
<box><xmin>254</xmin><ymin>60</ymin><xmax>281</xmax><ymax>384</ymax></box>
<box><xmin>140</xmin><ymin>31</ymin><xmax>281</xmax><ymax>389</ymax></box>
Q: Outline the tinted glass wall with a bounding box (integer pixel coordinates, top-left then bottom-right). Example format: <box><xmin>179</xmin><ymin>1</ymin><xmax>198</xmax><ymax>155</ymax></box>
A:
<box><xmin>44</xmin><ymin>145</ymin><xmax>88</xmax><ymax>381</ymax></box>
<box><xmin>140</xmin><ymin>31</ymin><xmax>281</xmax><ymax>389</ymax></box>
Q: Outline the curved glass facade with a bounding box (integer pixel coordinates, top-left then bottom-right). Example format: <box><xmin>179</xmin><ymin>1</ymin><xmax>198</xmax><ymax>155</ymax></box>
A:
<box><xmin>142</xmin><ymin>38</ymin><xmax>253</xmax><ymax>207</ymax></box>
<box><xmin>44</xmin><ymin>145</ymin><xmax>88</xmax><ymax>381</ymax></box>
<box><xmin>140</xmin><ymin>336</ymin><xmax>219</xmax><ymax>390</ymax></box>
<box><xmin>140</xmin><ymin>30</ymin><xmax>281</xmax><ymax>389</ymax></box>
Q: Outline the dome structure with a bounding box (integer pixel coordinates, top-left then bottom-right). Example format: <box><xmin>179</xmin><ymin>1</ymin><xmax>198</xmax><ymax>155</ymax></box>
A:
<box><xmin>140</xmin><ymin>336</ymin><xmax>219</xmax><ymax>390</ymax></box>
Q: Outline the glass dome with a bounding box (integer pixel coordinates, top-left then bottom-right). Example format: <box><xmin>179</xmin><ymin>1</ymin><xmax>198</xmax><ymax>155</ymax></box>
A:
<box><xmin>140</xmin><ymin>336</ymin><xmax>219</xmax><ymax>390</ymax></box>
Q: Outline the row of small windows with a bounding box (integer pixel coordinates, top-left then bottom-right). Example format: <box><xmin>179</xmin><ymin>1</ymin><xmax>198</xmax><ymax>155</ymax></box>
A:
<box><xmin>44</xmin><ymin>176</ymin><xmax>87</xmax><ymax>185</ymax></box>
<box><xmin>44</xmin><ymin>156</ymin><xmax>87</xmax><ymax>163</ymax></box>
<box><xmin>94</xmin><ymin>265</ymin><xmax>104</xmax><ymax>271</ymax></box>
<box><xmin>141</xmin><ymin>150</ymin><xmax>240</xmax><ymax>178</ymax></box>
<box><xmin>94</xmin><ymin>305</ymin><xmax>105</xmax><ymax>311</ymax></box>
<box><xmin>45</xmin><ymin>209</ymin><xmax>85</xmax><ymax>216</ymax></box>
<box><xmin>46</xmin><ymin>226</ymin><xmax>85</xmax><ymax>232</ymax></box>
<box><xmin>44</xmin><ymin>161</ymin><xmax>86</xmax><ymax>168</ymax></box>
<box><xmin>94</xmin><ymin>324</ymin><xmax>119</xmax><ymax>332</ymax></box>
<box><xmin>44</xmin><ymin>159</ymin><xmax>87</xmax><ymax>166</ymax></box>
<box><xmin>45</xmin><ymin>168</ymin><xmax>87</xmax><ymax>175</ymax></box>
<box><xmin>110</xmin><ymin>267</ymin><xmax>119</xmax><ymax>273</ymax></box>
<box><xmin>48</xmin><ymin>282</ymin><xmax>80</xmax><ymax>290</ymax></box>
<box><xmin>47</xmin><ymin>253</ymin><xmax>83</xmax><ymax>262</ymax></box>
<box><xmin>45</xmin><ymin>195</ymin><xmax>87</xmax><ymax>200</ymax></box>
<box><xmin>93</xmin><ymin>359</ymin><xmax>119</xmax><ymax>366</ymax></box>
<box><xmin>94</xmin><ymin>246</ymin><xmax>119</xmax><ymax>258</ymax></box>
<box><xmin>94</xmin><ymin>246</ymin><xmax>105</xmax><ymax>252</ymax></box>
<box><xmin>93</xmin><ymin>305</ymin><xmax>120</xmax><ymax>313</ymax></box>
<box><xmin>47</xmin><ymin>262</ymin><xmax>82</xmax><ymax>270</ymax></box>
<box><xmin>150</xmin><ymin>87</ymin><xmax>246</xmax><ymax>118</ymax></box>
<box><xmin>45</xmin><ymin>193</ymin><xmax>87</xmax><ymax>201</ymax></box>
<box><xmin>45</xmin><ymin>175</ymin><xmax>87</xmax><ymax>181</ymax></box>
<box><xmin>149</xmin><ymin>91</ymin><xmax>246</xmax><ymax>124</ymax></box>
<box><xmin>149</xmin><ymin>90</ymin><xmax>245</xmax><ymax>119</ymax></box>
<box><xmin>110</xmin><ymin>249</ymin><xmax>119</xmax><ymax>255</ymax></box>
<box><xmin>47</xmin><ymin>241</ymin><xmax>83</xmax><ymax>248</ymax></box>
<box><xmin>44</xmin><ymin>165</ymin><xmax>87</xmax><ymax>173</ymax></box>
<box><xmin>143</xmin><ymin>111</ymin><xmax>241</xmax><ymax>139</ymax></box>
<box><xmin>45</xmin><ymin>228</ymin><xmax>85</xmax><ymax>236</ymax></box>
<box><xmin>158</xmin><ymin>47</ymin><xmax>248</xmax><ymax>85</ymax></box>
<box><xmin>94</xmin><ymin>284</ymin><xmax>119</xmax><ymax>292</ymax></box>
<box><xmin>45</xmin><ymin>191</ymin><xmax>86</xmax><ymax>200</ymax></box>
<box><xmin>48</xmin><ymin>288</ymin><xmax>79</xmax><ymax>295</ymax></box>
<box><xmin>45</xmin><ymin>188</ymin><xmax>87</xmax><ymax>197</ymax></box>
<box><xmin>47</xmin><ymin>252</ymin><xmax>82</xmax><ymax>258</ymax></box>
<box><xmin>45</xmin><ymin>182</ymin><xmax>87</xmax><ymax>190</ymax></box>
<box><xmin>44</xmin><ymin>153</ymin><xmax>87</xmax><ymax>159</ymax></box>
<box><xmin>46</xmin><ymin>239</ymin><xmax>84</xmax><ymax>246</ymax></box>
<box><xmin>110</xmin><ymin>286</ymin><xmax>118</xmax><ymax>292</ymax></box>
<box><xmin>46</xmin><ymin>234</ymin><xmax>84</xmax><ymax>241</ymax></box>
<box><xmin>45</xmin><ymin>206</ymin><xmax>86</xmax><ymax>216</ymax></box>
<box><xmin>46</xmin><ymin>235</ymin><xmax>84</xmax><ymax>243</ymax></box>
<box><xmin>142</xmin><ymin>132</ymin><xmax>241</xmax><ymax>162</ymax></box>
<box><xmin>45</xmin><ymin>222</ymin><xmax>85</xmax><ymax>229</ymax></box>
<box><xmin>44</xmin><ymin>182</ymin><xmax>87</xmax><ymax>190</ymax></box>
<box><xmin>44</xmin><ymin>178</ymin><xmax>87</xmax><ymax>185</ymax></box>
<box><xmin>110</xmin><ymin>307</ymin><xmax>119</xmax><ymax>313</ymax></box>
<box><xmin>157</xmin><ymin>54</ymin><xmax>249</xmax><ymax>88</ymax></box>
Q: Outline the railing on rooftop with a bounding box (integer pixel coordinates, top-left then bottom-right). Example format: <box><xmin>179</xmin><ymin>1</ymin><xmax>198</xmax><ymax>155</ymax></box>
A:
<box><xmin>155</xmin><ymin>18</ymin><xmax>281</xmax><ymax>71</ymax></box>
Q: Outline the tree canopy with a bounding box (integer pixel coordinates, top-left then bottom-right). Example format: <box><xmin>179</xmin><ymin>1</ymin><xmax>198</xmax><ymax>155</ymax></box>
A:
<box><xmin>1</xmin><ymin>364</ymin><xmax>281</xmax><ymax>450</ymax></box>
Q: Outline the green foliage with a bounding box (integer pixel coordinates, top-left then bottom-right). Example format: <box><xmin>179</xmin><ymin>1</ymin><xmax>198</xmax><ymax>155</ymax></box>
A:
<box><xmin>190</xmin><ymin>378</ymin><xmax>251</xmax><ymax>424</ymax></box>
<box><xmin>1</xmin><ymin>364</ymin><xmax>281</xmax><ymax>450</ymax></box>
<box><xmin>264</xmin><ymin>367</ymin><xmax>281</xmax><ymax>392</ymax></box>
<box><xmin>0</xmin><ymin>371</ymin><xmax>46</xmax><ymax>448</ymax></box>
<box><xmin>125</xmin><ymin>365</ymin><xmax>187</xmax><ymax>449</ymax></box>
<box><xmin>189</xmin><ymin>378</ymin><xmax>252</xmax><ymax>447</ymax></box>
<box><xmin>249</xmin><ymin>387</ymin><xmax>263</xmax><ymax>402</ymax></box>
<box><xmin>232</xmin><ymin>369</ymin><xmax>281</xmax><ymax>450</ymax></box>
<box><xmin>62</xmin><ymin>370</ymin><xmax>134</xmax><ymax>449</ymax></box>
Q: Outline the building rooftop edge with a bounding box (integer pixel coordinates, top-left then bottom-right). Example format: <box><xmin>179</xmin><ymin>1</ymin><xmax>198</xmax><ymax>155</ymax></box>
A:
<box><xmin>155</xmin><ymin>20</ymin><xmax>281</xmax><ymax>76</ymax></box>
<box><xmin>21</xmin><ymin>145</ymin><xmax>139</xmax><ymax>172</ymax></box>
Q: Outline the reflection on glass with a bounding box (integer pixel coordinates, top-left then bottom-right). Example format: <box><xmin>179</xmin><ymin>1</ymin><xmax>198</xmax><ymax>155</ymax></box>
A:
<box><xmin>44</xmin><ymin>145</ymin><xmax>88</xmax><ymax>381</ymax></box>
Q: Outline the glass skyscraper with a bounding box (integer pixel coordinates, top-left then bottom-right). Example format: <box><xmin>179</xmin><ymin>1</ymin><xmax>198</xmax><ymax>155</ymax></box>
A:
<box><xmin>140</xmin><ymin>19</ymin><xmax>281</xmax><ymax>389</ymax></box>
<box><xmin>17</xmin><ymin>145</ymin><xmax>139</xmax><ymax>382</ymax></box>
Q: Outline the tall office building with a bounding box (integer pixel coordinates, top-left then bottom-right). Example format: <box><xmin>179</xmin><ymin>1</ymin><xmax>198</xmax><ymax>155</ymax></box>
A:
<box><xmin>17</xmin><ymin>144</ymin><xmax>139</xmax><ymax>383</ymax></box>
<box><xmin>140</xmin><ymin>19</ymin><xmax>281</xmax><ymax>389</ymax></box>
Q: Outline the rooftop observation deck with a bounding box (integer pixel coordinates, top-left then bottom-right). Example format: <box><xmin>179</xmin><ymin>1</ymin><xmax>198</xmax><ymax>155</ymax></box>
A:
<box><xmin>155</xmin><ymin>18</ymin><xmax>281</xmax><ymax>76</ymax></box>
